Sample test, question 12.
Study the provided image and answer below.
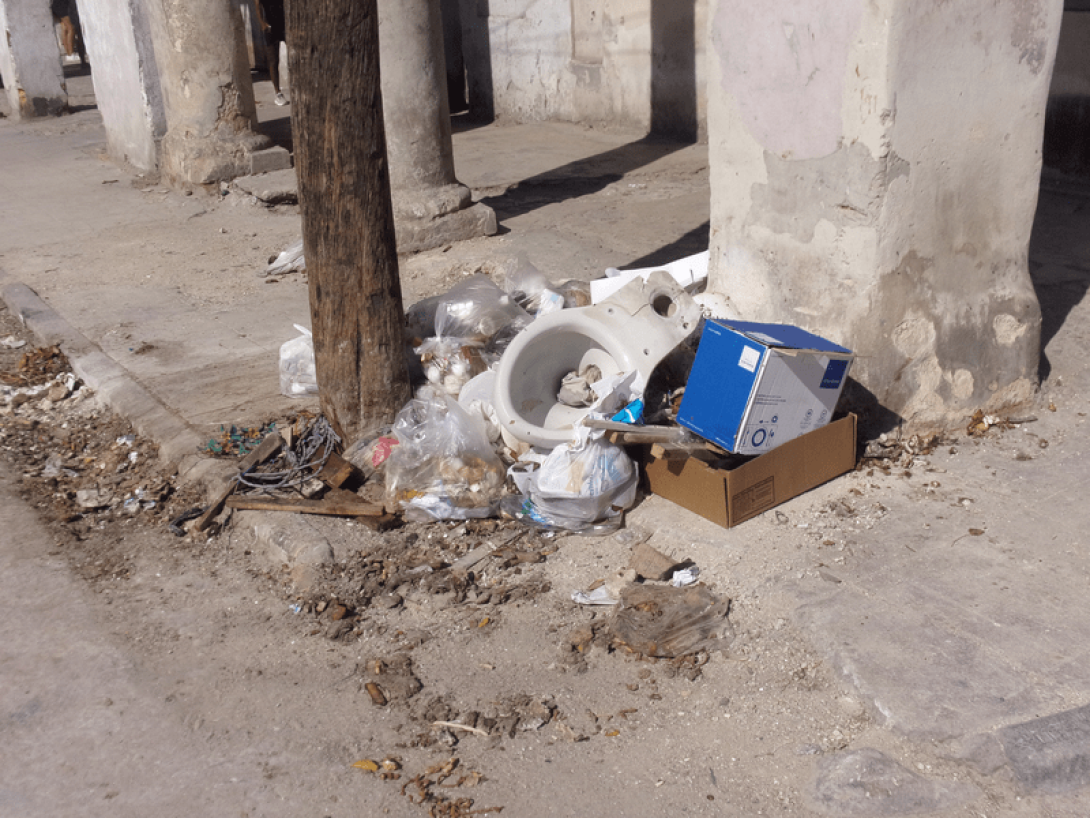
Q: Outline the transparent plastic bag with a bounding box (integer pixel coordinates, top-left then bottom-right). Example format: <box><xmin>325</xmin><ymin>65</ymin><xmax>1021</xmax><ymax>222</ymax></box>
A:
<box><xmin>342</xmin><ymin>426</ymin><xmax>400</xmax><ymax>481</ymax></box>
<box><xmin>279</xmin><ymin>324</ymin><xmax>318</xmax><ymax>396</ymax></box>
<box><xmin>415</xmin><ymin>336</ymin><xmax>489</xmax><ymax>397</ymax></box>
<box><xmin>385</xmin><ymin>387</ymin><xmax>506</xmax><ymax>521</ymax></box>
<box><xmin>434</xmin><ymin>275</ymin><xmax>532</xmax><ymax>341</ymax></box>
<box><xmin>501</xmin><ymin>437</ymin><xmax>637</xmax><ymax>533</ymax></box>
<box><xmin>505</xmin><ymin>255</ymin><xmax>564</xmax><ymax>317</ymax></box>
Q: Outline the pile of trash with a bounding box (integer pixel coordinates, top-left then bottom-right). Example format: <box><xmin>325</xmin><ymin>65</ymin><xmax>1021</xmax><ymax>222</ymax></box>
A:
<box><xmin>274</xmin><ymin>249</ymin><xmax>855</xmax><ymax>536</ymax></box>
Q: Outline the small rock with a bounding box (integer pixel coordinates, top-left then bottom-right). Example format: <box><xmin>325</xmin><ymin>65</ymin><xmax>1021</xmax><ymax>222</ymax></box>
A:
<box><xmin>374</xmin><ymin>592</ymin><xmax>403</xmax><ymax>610</ymax></box>
<box><xmin>47</xmin><ymin>383</ymin><xmax>70</xmax><ymax>402</ymax></box>
<box><xmin>76</xmin><ymin>488</ymin><xmax>113</xmax><ymax>509</ymax></box>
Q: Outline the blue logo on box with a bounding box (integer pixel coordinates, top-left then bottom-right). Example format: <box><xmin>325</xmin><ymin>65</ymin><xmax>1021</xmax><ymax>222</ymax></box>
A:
<box><xmin>820</xmin><ymin>359</ymin><xmax>849</xmax><ymax>389</ymax></box>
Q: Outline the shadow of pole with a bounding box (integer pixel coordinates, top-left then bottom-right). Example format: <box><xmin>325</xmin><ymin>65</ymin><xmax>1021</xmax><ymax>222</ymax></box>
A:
<box><xmin>479</xmin><ymin>134</ymin><xmax>689</xmax><ymax>221</ymax></box>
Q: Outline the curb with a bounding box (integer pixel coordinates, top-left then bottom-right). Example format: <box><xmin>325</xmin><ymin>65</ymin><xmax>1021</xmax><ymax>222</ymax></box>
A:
<box><xmin>1</xmin><ymin>280</ymin><xmax>205</xmax><ymax>471</ymax></box>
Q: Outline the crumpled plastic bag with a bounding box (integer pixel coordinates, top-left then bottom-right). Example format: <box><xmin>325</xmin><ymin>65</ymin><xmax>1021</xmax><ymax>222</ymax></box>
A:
<box><xmin>279</xmin><ymin>324</ymin><xmax>318</xmax><ymax>396</ymax></box>
<box><xmin>501</xmin><ymin>436</ymin><xmax>637</xmax><ymax>533</ymax></box>
<box><xmin>505</xmin><ymin>255</ymin><xmax>564</xmax><ymax>317</ymax></box>
<box><xmin>610</xmin><ymin>584</ymin><xmax>733</xmax><ymax>658</ymax></box>
<box><xmin>342</xmin><ymin>426</ymin><xmax>400</xmax><ymax>481</ymax></box>
<box><xmin>435</xmin><ymin>275</ymin><xmax>532</xmax><ymax>341</ymax></box>
<box><xmin>265</xmin><ymin>239</ymin><xmax>305</xmax><ymax>276</ymax></box>
<box><xmin>385</xmin><ymin>387</ymin><xmax>506</xmax><ymax>521</ymax></box>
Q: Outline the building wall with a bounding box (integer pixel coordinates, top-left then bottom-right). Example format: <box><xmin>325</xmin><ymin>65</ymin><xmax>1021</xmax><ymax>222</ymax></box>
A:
<box><xmin>79</xmin><ymin>0</ymin><xmax>165</xmax><ymax>171</ymax></box>
<box><xmin>460</xmin><ymin>0</ymin><xmax>706</xmax><ymax>140</ymax></box>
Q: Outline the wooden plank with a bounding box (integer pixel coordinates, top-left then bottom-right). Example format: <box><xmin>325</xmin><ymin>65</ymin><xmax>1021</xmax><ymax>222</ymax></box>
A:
<box><xmin>194</xmin><ymin>434</ymin><xmax>283</xmax><ymax>532</ymax></box>
<box><xmin>226</xmin><ymin>494</ymin><xmax>386</xmax><ymax>517</ymax></box>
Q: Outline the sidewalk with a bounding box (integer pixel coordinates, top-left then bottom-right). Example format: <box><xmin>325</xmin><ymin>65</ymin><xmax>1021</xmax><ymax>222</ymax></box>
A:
<box><xmin>4</xmin><ymin>70</ymin><xmax>1090</xmax><ymax>807</ymax></box>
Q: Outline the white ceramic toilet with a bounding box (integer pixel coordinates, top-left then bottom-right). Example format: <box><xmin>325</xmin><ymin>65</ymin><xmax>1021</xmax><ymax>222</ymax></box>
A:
<box><xmin>493</xmin><ymin>271</ymin><xmax>701</xmax><ymax>449</ymax></box>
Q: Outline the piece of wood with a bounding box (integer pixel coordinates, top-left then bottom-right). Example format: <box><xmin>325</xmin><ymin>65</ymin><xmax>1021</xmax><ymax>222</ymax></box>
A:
<box><xmin>226</xmin><ymin>494</ymin><xmax>385</xmax><ymax>517</ymax></box>
<box><xmin>287</xmin><ymin>0</ymin><xmax>411</xmax><ymax>443</ymax></box>
<box><xmin>194</xmin><ymin>433</ymin><xmax>283</xmax><ymax>532</ymax></box>
<box><xmin>316</xmin><ymin>450</ymin><xmax>357</xmax><ymax>488</ymax></box>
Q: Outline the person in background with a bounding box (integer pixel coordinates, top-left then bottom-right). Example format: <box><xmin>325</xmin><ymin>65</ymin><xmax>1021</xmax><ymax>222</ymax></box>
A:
<box><xmin>253</xmin><ymin>0</ymin><xmax>287</xmax><ymax>106</ymax></box>
<box><xmin>51</xmin><ymin>0</ymin><xmax>86</xmax><ymax>65</ymax></box>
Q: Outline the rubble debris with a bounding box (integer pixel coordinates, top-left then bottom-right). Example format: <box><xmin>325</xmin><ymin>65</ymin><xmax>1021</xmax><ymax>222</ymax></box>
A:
<box><xmin>194</xmin><ymin>432</ymin><xmax>283</xmax><ymax>532</ymax></box>
<box><xmin>204</xmin><ymin>422</ymin><xmax>278</xmax><ymax>457</ymax></box>
<box><xmin>0</xmin><ymin>344</ymin><xmax>69</xmax><ymax>387</ymax></box>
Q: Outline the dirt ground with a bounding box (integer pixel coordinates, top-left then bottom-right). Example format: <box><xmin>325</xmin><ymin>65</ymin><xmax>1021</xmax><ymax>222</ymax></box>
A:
<box><xmin>3</xmin><ymin>293</ymin><xmax>1071</xmax><ymax>818</ymax></box>
<box><xmin>5</xmin><ymin>73</ymin><xmax>1089</xmax><ymax>815</ymax></box>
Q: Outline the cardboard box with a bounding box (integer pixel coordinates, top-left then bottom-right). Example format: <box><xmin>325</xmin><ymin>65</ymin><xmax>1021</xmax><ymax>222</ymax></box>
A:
<box><xmin>678</xmin><ymin>320</ymin><xmax>854</xmax><ymax>455</ymax></box>
<box><xmin>644</xmin><ymin>413</ymin><xmax>857</xmax><ymax>528</ymax></box>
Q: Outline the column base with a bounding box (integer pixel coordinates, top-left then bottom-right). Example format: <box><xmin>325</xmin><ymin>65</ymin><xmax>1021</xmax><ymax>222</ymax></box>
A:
<box><xmin>159</xmin><ymin>128</ymin><xmax>273</xmax><ymax>186</ymax></box>
<box><xmin>392</xmin><ymin>183</ymin><xmax>498</xmax><ymax>252</ymax></box>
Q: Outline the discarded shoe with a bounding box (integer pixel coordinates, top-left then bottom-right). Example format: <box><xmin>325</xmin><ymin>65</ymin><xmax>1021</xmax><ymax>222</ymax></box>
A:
<box><xmin>274</xmin><ymin>92</ymin><xmax>288</xmax><ymax>106</ymax></box>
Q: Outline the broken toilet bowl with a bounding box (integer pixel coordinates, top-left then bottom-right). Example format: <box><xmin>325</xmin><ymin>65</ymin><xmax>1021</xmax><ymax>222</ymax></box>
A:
<box><xmin>493</xmin><ymin>271</ymin><xmax>701</xmax><ymax>449</ymax></box>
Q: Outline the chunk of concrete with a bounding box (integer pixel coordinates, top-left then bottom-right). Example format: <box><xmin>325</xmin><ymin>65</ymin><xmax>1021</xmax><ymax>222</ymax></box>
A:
<box><xmin>233</xmin><ymin>169</ymin><xmax>298</xmax><ymax>204</ymax></box>
<box><xmin>999</xmin><ymin>704</ymin><xmax>1090</xmax><ymax>794</ymax></box>
<box><xmin>249</xmin><ymin>146</ymin><xmax>292</xmax><ymax>175</ymax></box>
<box><xmin>810</xmin><ymin>748</ymin><xmax>979</xmax><ymax>816</ymax></box>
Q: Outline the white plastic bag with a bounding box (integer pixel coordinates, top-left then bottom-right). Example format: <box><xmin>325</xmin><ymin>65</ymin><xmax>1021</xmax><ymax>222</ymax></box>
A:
<box><xmin>279</xmin><ymin>324</ymin><xmax>318</xmax><ymax>397</ymax></box>
<box><xmin>266</xmin><ymin>239</ymin><xmax>306</xmax><ymax>276</ymax></box>
<box><xmin>502</xmin><ymin>437</ymin><xmax>637</xmax><ymax>533</ymax></box>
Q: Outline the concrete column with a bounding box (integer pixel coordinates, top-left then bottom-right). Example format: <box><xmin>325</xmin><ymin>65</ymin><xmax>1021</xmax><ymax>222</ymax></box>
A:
<box><xmin>0</xmin><ymin>0</ymin><xmax>67</xmax><ymax>119</ymax></box>
<box><xmin>77</xmin><ymin>0</ymin><xmax>166</xmax><ymax>171</ymax></box>
<box><xmin>144</xmin><ymin>0</ymin><xmax>270</xmax><ymax>185</ymax></box>
<box><xmin>378</xmin><ymin>0</ymin><xmax>496</xmax><ymax>252</ymax></box>
<box><xmin>705</xmin><ymin>0</ymin><xmax>1063</xmax><ymax>433</ymax></box>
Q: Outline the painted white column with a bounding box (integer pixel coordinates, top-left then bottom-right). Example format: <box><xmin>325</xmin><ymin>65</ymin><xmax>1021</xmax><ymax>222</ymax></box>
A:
<box><xmin>705</xmin><ymin>0</ymin><xmax>1063</xmax><ymax>432</ymax></box>
<box><xmin>377</xmin><ymin>0</ymin><xmax>496</xmax><ymax>252</ymax></box>
<box><xmin>0</xmin><ymin>0</ymin><xmax>67</xmax><ymax>120</ymax></box>
<box><xmin>78</xmin><ymin>0</ymin><xmax>165</xmax><ymax>171</ymax></box>
<box><xmin>144</xmin><ymin>0</ymin><xmax>270</xmax><ymax>185</ymax></box>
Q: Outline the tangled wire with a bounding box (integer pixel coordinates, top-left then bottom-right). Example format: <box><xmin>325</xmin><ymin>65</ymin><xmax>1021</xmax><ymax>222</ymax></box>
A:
<box><xmin>236</xmin><ymin>415</ymin><xmax>341</xmax><ymax>494</ymax></box>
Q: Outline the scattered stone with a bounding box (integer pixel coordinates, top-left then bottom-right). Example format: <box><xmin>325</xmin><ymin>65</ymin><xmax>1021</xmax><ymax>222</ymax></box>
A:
<box><xmin>629</xmin><ymin>541</ymin><xmax>678</xmax><ymax>581</ymax></box>
<box><xmin>810</xmin><ymin>748</ymin><xmax>979</xmax><ymax>816</ymax></box>
<box><xmin>76</xmin><ymin>488</ymin><xmax>113</xmax><ymax>509</ymax></box>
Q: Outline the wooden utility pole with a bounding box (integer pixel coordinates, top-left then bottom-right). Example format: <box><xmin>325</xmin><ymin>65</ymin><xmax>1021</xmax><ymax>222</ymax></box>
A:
<box><xmin>285</xmin><ymin>0</ymin><xmax>411</xmax><ymax>444</ymax></box>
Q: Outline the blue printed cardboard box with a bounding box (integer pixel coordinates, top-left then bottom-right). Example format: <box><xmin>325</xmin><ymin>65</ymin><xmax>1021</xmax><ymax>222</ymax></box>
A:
<box><xmin>677</xmin><ymin>320</ymin><xmax>854</xmax><ymax>455</ymax></box>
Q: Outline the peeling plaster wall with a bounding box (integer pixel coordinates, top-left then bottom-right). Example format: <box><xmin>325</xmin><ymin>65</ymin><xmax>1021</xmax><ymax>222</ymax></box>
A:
<box><xmin>0</xmin><ymin>0</ymin><xmax>67</xmax><ymax>119</ymax></box>
<box><xmin>79</xmin><ymin>0</ymin><xmax>165</xmax><ymax>171</ymax></box>
<box><xmin>461</xmin><ymin>0</ymin><xmax>707</xmax><ymax>139</ymax></box>
<box><xmin>706</xmin><ymin>0</ymin><xmax>1063</xmax><ymax>432</ymax></box>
